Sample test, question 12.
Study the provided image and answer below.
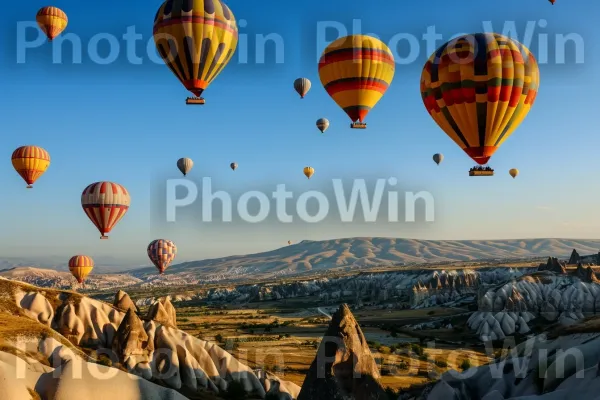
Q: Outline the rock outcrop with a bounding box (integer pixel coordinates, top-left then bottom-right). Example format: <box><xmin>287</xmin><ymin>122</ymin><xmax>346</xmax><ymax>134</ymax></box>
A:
<box><xmin>537</xmin><ymin>257</ymin><xmax>566</xmax><ymax>274</ymax></box>
<box><xmin>146</xmin><ymin>297</ymin><xmax>177</xmax><ymax>328</ymax></box>
<box><xmin>410</xmin><ymin>272</ymin><xmax>481</xmax><ymax>308</ymax></box>
<box><xmin>574</xmin><ymin>263</ymin><xmax>600</xmax><ymax>283</ymax></box>
<box><xmin>297</xmin><ymin>303</ymin><xmax>386</xmax><ymax>400</ymax></box>
<box><xmin>112</xmin><ymin>308</ymin><xmax>154</xmax><ymax>368</ymax></box>
<box><xmin>568</xmin><ymin>248</ymin><xmax>581</xmax><ymax>264</ymax></box>
<box><xmin>113</xmin><ymin>289</ymin><xmax>139</xmax><ymax>313</ymax></box>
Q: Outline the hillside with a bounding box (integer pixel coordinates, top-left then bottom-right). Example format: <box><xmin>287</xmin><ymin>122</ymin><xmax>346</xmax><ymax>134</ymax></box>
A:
<box><xmin>1</xmin><ymin>237</ymin><xmax>599</xmax><ymax>290</ymax></box>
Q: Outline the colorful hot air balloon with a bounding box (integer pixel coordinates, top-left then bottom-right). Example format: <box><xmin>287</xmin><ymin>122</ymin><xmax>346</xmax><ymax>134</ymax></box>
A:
<box><xmin>36</xmin><ymin>6</ymin><xmax>67</xmax><ymax>41</ymax></box>
<box><xmin>153</xmin><ymin>0</ymin><xmax>238</xmax><ymax>104</ymax></box>
<box><xmin>509</xmin><ymin>168</ymin><xmax>519</xmax><ymax>178</ymax></box>
<box><xmin>177</xmin><ymin>157</ymin><xmax>193</xmax><ymax>176</ymax></box>
<box><xmin>294</xmin><ymin>78</ymin><xmax>311</xmax><ymax>98</ymax></box>
<box><xmin>319</xmin><ymin>35</ymin><xmax>395</xmax><ymax>129</ymax></box>
<box><xmin>316</xmin><ymin>118</ymin><xmax>329</xmax><ymax>133</ymax></box>
<box><xmin>11</xmin><ymin>146</ymin><xmax>50</xmax><ymax>188</ymax></box>
<box><xmin>420</xmin><ymin>33</ymin><xmax>539</xmax><ymax>174</ymax></box>
<box><xmin>68</xmin><ymin>255</ymin><xmax>94</xmax><ymax>284</ymax></box>
<box><xmin>147</xmin><ymin>239</ymin><xmax>177</xmax><ymax>274</ymax></box>
<box><xmin>81</xmin><ymin>182</ymin><xmax>130</xmax><ymax>239</ymax></box>
<box><xmin>303</xmin><ymin>167</ymin><xmax>314</xmax><ymax>179</ymax></box>
<box><xmin>230</xmin><ymin>162</ymin><xmax>238</xmax><ymax>170</ymax></box>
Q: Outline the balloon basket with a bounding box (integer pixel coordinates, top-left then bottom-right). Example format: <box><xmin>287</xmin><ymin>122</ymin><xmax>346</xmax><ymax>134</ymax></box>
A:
<box><xmin>100</xmin><ymin>236</ymin><xmax>109</xmax><ymax>239</ymax></box>
<box><xmin>469</xmin><ymin>168</ymin><xmax>494</xmax><ymax>176</ymax></box>
<box><xmin>26</xmin><ymin>185</ymin><xmax>33</xmax><ymax>189</ymax></box>
<box><xmin>350</xmin><ymin>122</ymin><xmax>366</xmax><ymax>129</ymax></box>
<box><xmin>186</xmin><ymin>97</ymin><xmax>205</xmax><ymax>105</ymax></box>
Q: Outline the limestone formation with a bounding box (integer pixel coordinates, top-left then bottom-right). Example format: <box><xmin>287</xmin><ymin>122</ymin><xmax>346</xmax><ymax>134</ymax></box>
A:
<box><xmin>568</xmin><ymin>248</ymin><xmax>581</xmax><ymax>264</ymax></box>
<box><xmin>113</xmin><ymin>289</ymin><xmax>139</xmax><ymax>313</ymax></box>
<box><xmin>112</xmin><ymin>308</ymin><xmax>153</xmax><ymax>367</ymax></box>
<box><xmin>297</xmin><ymin>303</ymin><xmax>386</xmax><ymax>400</ymax></box>
<box><xmin>146</xmin><ymin>297</ymin><xmax>177</xmax><ymax>327</ymax></box>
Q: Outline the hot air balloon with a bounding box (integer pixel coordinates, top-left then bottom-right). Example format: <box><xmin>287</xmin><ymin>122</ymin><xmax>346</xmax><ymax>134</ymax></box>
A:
<box><xmin>11</xmin><ymin>146</ymin><xmax>50</xmax><ymax>188</ymax></box>
<box><xmin>294</xmin><ymin>78</ymin><xmax>311</xmax><ymax>98</ymax></box>
<box><xmin>68</xmin><ymin>255</ymin><xmax>94</xmax><ymax>284</ymax></box>
<box><xmin>303</xmin><ymin>167</ymin><xmax>314</xmax><ymax>179</ymax></box>
<box><xmin>153</xmin><ymin>0</ymin><xmax>238</xmax><ymax>105</ymax></box>
<box><xmin>549</xmin><ymin>0</ymin><xmax>555</xmax><ymax>4</ymax></box>
<box><xmin>147</xmin><ymin>239</ymin><xmax>177</xmax><ymax>274</ymax></box>
<box><xmin>509</xmin><ymin>168</ymin><xmax>519</xmax><ymax>178</ymax></box>
<box><xmin>433</xmin><ymin>153</ymin><xmax>443</xmax><ymax>165</ymax></box>
<box><xmin>230</xmin><ymin>162</ymin><xmax>238</xmax><ymax>170</ymax></box>
<box><xmin>316</xmin><ymin>118</ymin><xmax>329</xmax><ymax>133</ymax></box>
<box><xmin>288</xmin><ymin>240</ymin><xmax>291</xmax><ymax>245</ymax></box>
<box><xmin>36</xmin><ymin>6</ymin><xmax>67</xmax><ymax>41</ymax></box>
<box><xmin>420</xmin><ymin>33</ymin><xmax>539</xmax><ymax>176</ymax></box>
<box><xmin>319</xmin><ymin>35</ymin><xmax>395</xmax><ymax>129</ymax></box>
<box><xmin>177</xmin><ymin>158</ymin><xmax>193</xmax><ymax>176</ymax></box>
<box><xmin>81</xmin><ymin>182</ymin><xmax>130</xmax><ymax>239</ymax></box>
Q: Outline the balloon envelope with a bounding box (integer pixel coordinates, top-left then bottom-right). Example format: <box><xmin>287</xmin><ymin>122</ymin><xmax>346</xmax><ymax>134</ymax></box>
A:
<box><xmin>433</xmin><ymin>153</ymin><xmax>443</xmax><ymax>165</ymax></box>
<box><xmin>230</xmin><ymin>162</ymin><xmax>238</xmax><ymax>170</ymax></box>
<box><xmin>36</xmin><ymin>6</ymin><xmax>67</xmax><ymax>41</ymax></box>
<box><xmin>177</xmin><ymin>158</ymin><xmax>193</xmax><ymax>176</ymax></box>
<box><xmin>81</xmin><ymin>182</ymin><xmax>130</xmax><ymax>239</ymax></box>
<box><xmin>318</xmin><ymin>35</ymin><xmax>395</xmax><ymax>123</ymax></box>
<box><xmin>303</xmin><ymin>167</ymin><xmax>314</xmax><ymax>179</ymax></box>
<box><xmin>294</xmin><ymin>78</ymin><xmax>311</xmax><ymax>98</ymax></box>
<box><xmin>11</xmin><ymin>146</ymin><xmax>50</xmax><ymax>188</ymax></box>
<box><xmin>420</xmin><ymin>33</ymin><xmax>539</xmax><ymax>165</ymax></box>
<box><xmin>147</xmin><ymin>239</ymin><xmax>177</xmax><ymax>274</ymax></box>
<box><xmin>153</xmin><ymin>0</ymin><xmax>238</xmax><ymax>98</ymax></box>
<box><xmin>509</xmin><ymin>168</ymin><xmax>519</xmax><ymax>178</ymax></box>
<box><xmin>316</xmin><ymin>118</ymin><xmax>329</xmax><ymax>133</ymax></box>
<box><xmin>68</xmin><ymin>255</ymin><xmax>94</xmax><ymax>284</ymax></box>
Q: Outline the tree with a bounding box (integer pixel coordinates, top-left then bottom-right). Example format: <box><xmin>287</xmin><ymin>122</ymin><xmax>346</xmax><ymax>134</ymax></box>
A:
<box><xmin>215</xmin><ymin>334</ymin><xmax>223</xmax><ymax>343</ymax></box>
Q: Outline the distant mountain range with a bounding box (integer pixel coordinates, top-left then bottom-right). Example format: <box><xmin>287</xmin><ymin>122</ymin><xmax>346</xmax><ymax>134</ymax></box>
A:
<box><xmin>2</xmin><ymin>237</ymin><xmax>600</xmax><ymax>290</ymax></box>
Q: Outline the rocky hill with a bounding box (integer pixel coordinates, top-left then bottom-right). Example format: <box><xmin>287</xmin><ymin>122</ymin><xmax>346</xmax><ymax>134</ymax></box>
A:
<box><xmin>2</xmin><ymin>238</ymin><xmax>600</xmax><ymax>290</ymax></box>
<box><xmin>0</xmin><ymin>277</ymin><xmax>299</xmax><ymax>399</ymax></box>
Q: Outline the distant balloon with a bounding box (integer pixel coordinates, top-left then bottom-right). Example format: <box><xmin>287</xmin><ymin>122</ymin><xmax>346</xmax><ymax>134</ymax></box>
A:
<box><xmin>177</xmin><ymin>158</ymin><xmax>193</xmax><ymax>176</ymax></box>
<box><xmin>433</xmin><ymin>153</ymin><xmax>443</xmax><ymax>165</ymax></box>
<box><xmin>11</xmin><ymin>146</ymin><xmax>50</xmax><ymax>188</ymax></box>
<box><xmin>36</xmin><ymin>6</ymin><xmax>67</xmax><ymax>41</ymax></box>
<box><xmin>288</xmin><ymin>240</ymin><xmax>291</xmax><ymax>245</ymax></box>
<box><xmin>294</xmin><ymin>78</ymin><xmax>311</xmax><ymax>98</ymax></box>
<box><xmin>81</xmin><ymin>182</ymin><xmax>130</xmax><ymax>239</ymax></box>
<box><xmin>318</xmin><ymin>35</ymin><xmax>395</xmax><ymax>128</ymax></box>
<box><xmin>68</xmin><ymin>255</ymin><xmax>94</xmax><ymax>284</ymax></box>
<box><xmin>509</xmin><ymin>168</ymin><xmax>519</xmax><ymax>178</ymax></box>
<box><xmin>549</xmin><ymin>0</ymin><xmax>555</xmax><ymax>4</ymax></box>
<box><xmin>147</xmin><ymin>239</ymin><xmax>177</xmax><ymax>274</ymax></box>
<box><xmin>230</xmin><ymin>162</ymin><xmax>238</xmax><ymax>170</ymax></box>
<box><xmin>316</xmin><ymin>118</ymin><xmax>329</xmax><ymax>133</ymax></box>
<box><xmin>303</xmin><ymin>167</ymin><xmax>314</xmax><ymax>179</ymax></box>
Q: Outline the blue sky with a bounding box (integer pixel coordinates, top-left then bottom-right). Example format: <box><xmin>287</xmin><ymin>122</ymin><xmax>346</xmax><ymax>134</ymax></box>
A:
<box><xmin>0</xmin><ymin>0</ymin><xmax>597</xmax><ymax>266</ymax></box>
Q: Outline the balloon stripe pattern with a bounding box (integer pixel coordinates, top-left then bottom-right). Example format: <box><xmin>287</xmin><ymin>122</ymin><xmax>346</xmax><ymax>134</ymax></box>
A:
<box><xmin>11</xmin><ymin>146</ymin><xmax>50</xmax><ymax>186</ymax></box>
<box><xmin>319</xmin><ymin>35</ymin><xmax>395</xmax><ymax>123</ymax></box>
<box><xmin>153</xmin><ymin>0</ymin><xmax>238</xmax><ymax>97</ymax></box>
<box><xmin>177</xmin><ymin>157</ymin><xmax>193</xmax><ymax>176</ymax></box>
<box><xmin>294</xmin><ymin>78</ymin><xmax>311</xmax><ymax>98</ymax></box>
<box><xmin>81</xmin><ymin>182</ymin><xmax>130</xmax><ymax>238</ymax></box>
<box><xmin>36</xmin><ymin>6</ymin><xmax>68</xmax><ymax>41</ymax></box>
<box><xmin>68</xmin><ymin>255</ymin><xmax>94</xmax><ymax>284</ymax></box>
<box><xmin>420</xmin><ymin>33</ymin><xmax>539</xmax><ymax>165</ymax></box>
<box><xmin>148</xmin><ymin>239</ymin><xmax>177</xmax><ymax>274</ymax></box>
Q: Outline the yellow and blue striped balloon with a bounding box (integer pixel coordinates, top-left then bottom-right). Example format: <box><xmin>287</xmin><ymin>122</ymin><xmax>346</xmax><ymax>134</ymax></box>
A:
<box><xmin>318</xmin><ymin>35</ymin><xmax>395</xmax><ymax>124</ymax></box>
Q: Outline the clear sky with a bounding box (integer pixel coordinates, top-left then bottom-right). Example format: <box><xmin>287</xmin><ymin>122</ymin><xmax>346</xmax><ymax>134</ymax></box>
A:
<box><xmin>0</xmin><ymin>0</ymin><xmax>597</xmax><ymax>266</ymax></box>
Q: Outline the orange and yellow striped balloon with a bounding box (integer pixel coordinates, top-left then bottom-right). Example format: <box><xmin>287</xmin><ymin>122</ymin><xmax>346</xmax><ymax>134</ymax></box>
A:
<box><xmin>68</xmin><ymin>255</ymin><xmax>94</xmax><ymax>284</ymax></box>
<box><xmin>81</xmin><ymin>182</ymin><xmax>130</xmax><ymax>239</ymax></box>
<box><xmin>153</xmin><ymin>0</ymin><xmax>238</xmax><ymax>99</ymax></box>
<box><xmin>36</xmin><ymin>6</ymin><xmax>67</xmax><ymax>41</ymax></box>
<box><xmin>318</xmin><ymin>35</ymin><xmax>395</xmax><ymax>124</ymax></box>
<box><xmin>420</xmin><ymin>33</ymin><xmax>539</xmax><ymax>165</ymax></box>
<box><xmin>11</xmin><ymin>146</ymin><xmax>50</xmax><ymax>188</ymax></box>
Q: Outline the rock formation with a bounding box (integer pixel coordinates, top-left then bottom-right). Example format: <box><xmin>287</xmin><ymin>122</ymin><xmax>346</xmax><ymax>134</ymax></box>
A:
<box><xmin>297</xmin><ymin>303</ymin><xmax>386</xmax><ymax>400</ymax></box>
<box><xmin>113</xmin><ymin>289</ymin><xmax>139</xmax><ymax>313</ymax></box>
<box><xmin>112</xmin><ymin>308</ymin><xmax>154</xmax><ymax>368</ymax></box>
<box><xmin>146</xmin><ymin>297</ymin><xmax>177</xmax><ymax>327</ymax></box>
<box><xmin>537</xmin><ymin>257</ymin><xmax>566</xmax><ymax>274</ymax></box>
<box><xmin>574</xmin><ymin>262</ymin><xmax>600</xmax><ymax>283</ymax></box>
<box><xmin>410</xmin><ymin>272</ymin><xmax>481</xmax><ymax>308</ymax></box>
<box><xmin>568</xmin><ymin>248</ymin><xmax>580</xmax><ymax>264</ymax></box>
